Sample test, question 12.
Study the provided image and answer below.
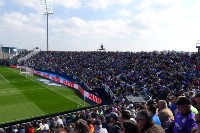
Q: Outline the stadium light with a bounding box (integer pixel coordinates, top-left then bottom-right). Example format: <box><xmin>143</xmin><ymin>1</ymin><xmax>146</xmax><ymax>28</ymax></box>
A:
<box><xmin>41</xmin><ymin>0</ymin><xmax>53</xmax><ymax>51</ymax></box>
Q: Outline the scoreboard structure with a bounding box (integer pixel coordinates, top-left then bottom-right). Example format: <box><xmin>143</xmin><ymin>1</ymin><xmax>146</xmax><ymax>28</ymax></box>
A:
<box><xmin>0</xmin><ymin>46</ymin><xmax>17</xmax><ymax>59</ymax></box>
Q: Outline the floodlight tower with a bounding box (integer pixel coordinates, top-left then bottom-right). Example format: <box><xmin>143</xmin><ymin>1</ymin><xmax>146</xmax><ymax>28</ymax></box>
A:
<box><xmin>41</xmin><ymin>0</ymin><xmax>53</xmax><ymax>51</ymax></box>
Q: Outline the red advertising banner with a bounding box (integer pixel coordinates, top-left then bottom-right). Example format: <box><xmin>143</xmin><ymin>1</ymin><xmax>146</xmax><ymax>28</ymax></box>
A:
<box><xmin>10</xmin><ymin>65</ymin><xmax>17</xmax><ymax>68</ymax></box>
<box><xmin>34</xmin><ymin>70</ymin><xmax>102</xmax><ymax>104</ymax></box>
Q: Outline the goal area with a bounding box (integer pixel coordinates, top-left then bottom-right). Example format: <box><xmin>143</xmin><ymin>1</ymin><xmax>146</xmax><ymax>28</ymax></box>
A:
<box><xmin>20</xmin><ymin>67</ymin><xmax>34</xmax><ymax>77</ymax></box>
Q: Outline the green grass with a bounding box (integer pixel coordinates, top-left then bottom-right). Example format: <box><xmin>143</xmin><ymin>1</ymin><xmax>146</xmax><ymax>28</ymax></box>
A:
<box><xmin>0</xmin><ymin>66</ymin><xmax>90</xmax><ymax>124</ymax></box>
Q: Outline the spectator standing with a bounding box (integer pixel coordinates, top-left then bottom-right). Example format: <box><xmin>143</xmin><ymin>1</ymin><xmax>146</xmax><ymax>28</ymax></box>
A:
<box><xmin>93</xmin><ymin>119</ymin><xmax>108</xmax><ymax>133</ymax></box>
<box><xmin>136</xmin><ymin>110</ymin><xmax>165</xmax><ymax>133</ymax></box>
<box><xmin>74</xmin><ymin>119</ymin><xmax>89</xmax><ymax>133</ymax></box>
<box><xmin>121</xmin><ymin>110</ymin><xmax>136</xmax><ymax>124</ymax></box>
<box><xmin>26</xmin><ymin>123</ymin><xmax>34</xmax><ymax>133</ymax></box>
<box><xmin>108</xmin><ymin>112</ymin><xmax>120</xmax><ymax>133</ymax></box>
<box><xmin>120</xmin><ymin>120</ymin><xmax>140</xmax><ymax>133</ymax></box>
<box><xmin>173</xmin><ymin>97</ymin><xmax>197</xmax><ymax>133</ymax></box>
<box><xmin>157</xmin><ymin>100</ymin><xmax>174</xmax><ymax>128</ymax></box>
<box><xmin>87</xmin><ymin>118</ymin><xmax>94</xmax><ymax>133</ymax></box>
<box><xmin>169</xmin><ymin>95</ymin><xmax>178</xmax><ymax>116</ymax></box>
<box><xmin>147</xmin><ymin>103</ymin><xmax>161</xmax><ymax>126</ymax></box>
<box><xmin>18</xmin><ymin>124</ymin><xmax>25</xmax><ymax>133</ymax></box>
<box><xmin>56</xmin><ymin>116</ymin><xmax>64</xmax><ymax>127</ymax></box>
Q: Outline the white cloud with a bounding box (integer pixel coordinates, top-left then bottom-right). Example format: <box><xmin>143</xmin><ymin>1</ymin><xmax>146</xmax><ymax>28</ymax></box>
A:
<box><xmin>0</xmin><ymin>11</ymin><xmax>45</xmax><ymax>49</ymax></box>
<box><xmin>12</xmin><ymin>0</ymin><xmax>41</xmax><ymax>11</ymax></box>
<box><xmin>87</xmin><ymin>0</ymin><xmax>132</xmax><ymax>10</ymax></box>
<box><xmin>136</xmin><ymin>0</ymin><xmax>184</xmax><ymax>23</ymax></box>
<box><xmin>51</xmin><ymin>17</ymin><xmax>133</xmax><ymax>38</ymax></box>
<box><xmin>12</xmin><ymin>0</ymin><xmax>82</xmax><ymax>12</ymax></box>
<box><xmin>0</xmin><ymin>0</ymin><xmax>5</xmax><ymax>6</ymax></box>
<box><xmin>1</xmin><ymin>12</ymin><xmax>28</xmax><ymax>27</ymax></box>
<box><xmin>130</xmin><ymin>0</ymin><xmax>200</xmax><ymax>52</ymax></box>
<box><xmin>53</xmin><ymin>0</ymin><xmax>82</xmax><ymax>9</ymax></box>
<box><xmin>118</xmin><ymin>9</ymin><xmax>131</xmax><ymax>16</ymax></box>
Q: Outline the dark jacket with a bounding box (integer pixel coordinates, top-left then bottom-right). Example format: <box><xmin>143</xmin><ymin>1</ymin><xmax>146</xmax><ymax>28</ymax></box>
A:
<box><xmin>108</xmin><ymin>122</ymin><xmax>120</xmax><ymax>133</ymax></box>
<box><xmin>141</xmin><ymin>121</ymin><xmax>165</xmax><ymax>133</ymax></box>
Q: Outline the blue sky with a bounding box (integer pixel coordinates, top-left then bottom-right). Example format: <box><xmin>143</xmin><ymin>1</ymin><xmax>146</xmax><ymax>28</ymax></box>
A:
<box><xmin>0</xmin><ymin>0</ymin><xmax>200</xmax><ymax>52</ymax></box>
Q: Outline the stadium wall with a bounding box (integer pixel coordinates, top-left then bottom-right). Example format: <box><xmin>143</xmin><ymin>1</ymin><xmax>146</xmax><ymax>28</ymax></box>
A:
<box><xmin>33</xmin><ymin>70</ymin><xmax>102</xmax><ymax>104</ymax></box>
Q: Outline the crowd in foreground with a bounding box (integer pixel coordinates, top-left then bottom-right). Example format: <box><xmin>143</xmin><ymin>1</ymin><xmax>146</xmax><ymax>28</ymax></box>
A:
<box><xmin>2</xmin><ymin>91</ymin><xmax>200</xmax><ymax>133</ymax></box>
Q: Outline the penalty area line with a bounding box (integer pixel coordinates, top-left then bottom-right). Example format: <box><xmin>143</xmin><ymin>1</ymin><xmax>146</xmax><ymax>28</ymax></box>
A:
<box><xmin>0</xmin><ymin>74</ymin><xmax>9</xmax><ymax>83</ymax></box>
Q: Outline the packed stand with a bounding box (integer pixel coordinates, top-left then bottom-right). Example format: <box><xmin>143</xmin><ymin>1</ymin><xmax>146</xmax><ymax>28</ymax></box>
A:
<box><xmin>10</xmin><ymin>50</ymin><xmax>32</xmax><ymax>65</ymax></box>
<box><xmin>20</xmin><ymin>51</ymin><xmax>200</xmax><ymax>100</ymax></box>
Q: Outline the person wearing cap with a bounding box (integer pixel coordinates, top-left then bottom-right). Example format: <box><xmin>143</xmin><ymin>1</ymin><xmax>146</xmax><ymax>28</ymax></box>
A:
<box><xmin>93</xmin><ymin>119</ymin><xmax>108</xmax><ymax>133</ymax></box>
<box><xmin>176</xmin><ymin>96</ymin><xmax>198</xmax><ymax>115</ymax></box>
<box><xmin>173</xmin><ymin>96</ymin><xmax>197</xmax><ymax>133</ymax></box>
<box><xmin>108</xmin><ymin>112</ymin><xmax>121</xmax><ymax>133</ymax></box>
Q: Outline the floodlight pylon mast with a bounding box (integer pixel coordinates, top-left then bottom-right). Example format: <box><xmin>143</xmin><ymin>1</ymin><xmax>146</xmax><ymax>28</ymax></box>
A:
<box><xmin>41</xmin><ymin>0</ymin><xmax>53</xmax><ymax>51</ymax></box>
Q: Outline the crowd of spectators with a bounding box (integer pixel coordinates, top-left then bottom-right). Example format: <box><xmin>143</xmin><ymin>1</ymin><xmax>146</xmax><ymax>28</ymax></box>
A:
<box><xmin>20</xmin><ymin>51</ymin><xmax>200</xmax><ymax>100</ymax></box>
<box><xmin>2</xmin><ymin>51</ymin><xmax>200</xmax><ymax>133</ymax></box>
<box><xmin>10</xmin><ymin>50</ymin><xmax>32</xmax><ymax>65</ymax></box>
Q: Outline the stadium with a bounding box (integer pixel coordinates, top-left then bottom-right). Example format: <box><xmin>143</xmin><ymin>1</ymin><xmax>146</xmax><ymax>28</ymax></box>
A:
<box><xmin>1</xmin><ymin>46</ymin><xmax>200</xmax><ymax>132</ymax></box>
<box><xmin>1</xmin><ymin>0</ymin><xmax>200</xmax><ymax>133</ymax></box>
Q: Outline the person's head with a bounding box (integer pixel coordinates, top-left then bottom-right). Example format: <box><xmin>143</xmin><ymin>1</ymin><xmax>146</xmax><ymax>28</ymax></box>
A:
<box><xmin>86</xmin><ymin>118</ymin><xmax>93</xmax><ymax>125</ymax></box>
<box><xmin>0</xmin><ymin>128</ymin><xmax>5</xmax><ymax>133</ymax></box>
<box><xmin>74</xmin><ymin>119</ymin><xmax>89</xmax><ymax>133</ymax></box>
<box><xmin>147</xmin><ymin>103</ymin><xmax>157</xmax><ymax>116</ymax></box>
<box><xmin>189</xmin><ymin>91</ymin><xmax>195</xmax><ymax>98</ymax></box>
<box><xmin>136</xmin><ymin>110</ymin><xmax>152</xmax><ymax>129</ymax></box>
<box><xmin>176</xmin><ymin>96</ymin><xmax>191</xmax><ymax>114</ymax></box>
<box><xmin>146</xmin><ymin>100</ymin><xmax>155</xmax><ymax>107</ymax></box>
<box><xmin>158</xmin><ymin>100</ymin><xmax>167</xmax><ymax>110</ymax></box>
<box><xmin>93</xmin><ymin>119</ymin><xmax>102</xmax><ymax>130</ymax></box>
<box><xmin>109</xmin><ymin>112</ymin><xmax>118</xmax><ymax>123</ymax></box>
<box><xmin>121</xmin><ymin>110</ymin><xmax>132</xmax><ymax>121</ymax></box>
<box><xmin>120</xmin><ymin>120</ymin><xmax>140</xmax><ymax>133</ymax></box>
<box><xmin>170</xmin><ymin>94</ymin><xmax>179</xmax><ymax>104</ymax></box>
<box><xmin>136</xmin><ymin>104</ymin><xmax>145</xmax><ymax>112</ymax></box>
<box><xmin>194</xmin><ymin>93</ymin><xmax>200</xmax><ymax>111</ymax></box>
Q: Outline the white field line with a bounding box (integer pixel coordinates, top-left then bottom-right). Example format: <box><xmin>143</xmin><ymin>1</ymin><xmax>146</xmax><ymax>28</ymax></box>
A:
<box><xmin>1</xmin><ymin>113</ymin><xmax>47</xmax><ymax>124</ymax></box>
<box><xmin>10</xmin><ymin>80</ymin><xmax>30</xmax><ymax>82</ymax></box>
<box><xmin>8</xmin><ymin>68</ymin><xmax>83</xmax><ymax>106</ymax></box>
<box><xmin>0</xmin><ymin>88</ymin><xmax>45</xmax><ymax>94</ymax></box>
<box><xmin>0</xmin><ymin>74</ymin><xmax>9</xmax><ymax>83</ymax></box>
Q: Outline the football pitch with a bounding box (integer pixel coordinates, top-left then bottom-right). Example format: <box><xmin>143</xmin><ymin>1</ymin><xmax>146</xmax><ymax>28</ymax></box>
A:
<box><xmin>0</xmin><ymin>66</ymin><xmax>90</xmax><ymax>124</ymax></box>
